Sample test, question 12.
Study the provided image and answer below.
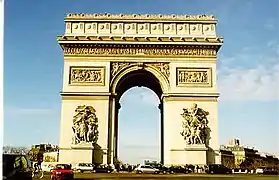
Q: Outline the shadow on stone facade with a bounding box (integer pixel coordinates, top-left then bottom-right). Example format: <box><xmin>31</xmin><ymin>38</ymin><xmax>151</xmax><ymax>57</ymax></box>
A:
<box><xmin>92</xmin><ymin>143</ymin><xmax>105</xmax><ymax>165</ymax></box>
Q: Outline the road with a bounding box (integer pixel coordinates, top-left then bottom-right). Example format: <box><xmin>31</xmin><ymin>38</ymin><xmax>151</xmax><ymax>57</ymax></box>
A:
<box><xmin>41</xmin><ymin>173</ymin><xmax>278</xmax><ymax>180</ymax></box>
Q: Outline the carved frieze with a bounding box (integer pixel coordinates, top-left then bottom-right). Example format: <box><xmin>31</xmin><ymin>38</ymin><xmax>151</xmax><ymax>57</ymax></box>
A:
<box><xmin>72</xmin><ymin>105</ymin><xmax>99</xmax><ymax>145</ymax></box>
<box><xmin>63</xmin><ymin>46</ymin><xmax>216</xmax><ymax>57</ymax></box>
<box><xmin>180</xmin><ymin>103</ymin><xmax>210</xmax><ymax>146</ymax></box>
<box><xmin>69</xmin><ymin>66</ymin><xmax>105</xmax><ymax>85</ymax></box>
<box><xmin>177</xmin><ymin>68</ymin><xmax>212</xmax><ymax>87</ymax></box>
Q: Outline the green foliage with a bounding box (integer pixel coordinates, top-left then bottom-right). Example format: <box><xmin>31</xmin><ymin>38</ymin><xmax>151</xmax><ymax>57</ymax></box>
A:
<box><xmin>27</xmin><ymin>147</ymin><xmax>40</xmax><ymax>162</ymax></box>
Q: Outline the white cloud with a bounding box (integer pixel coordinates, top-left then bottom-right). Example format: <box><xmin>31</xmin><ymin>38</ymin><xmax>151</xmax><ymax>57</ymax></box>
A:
<box><xmin>218</xmin><ymin>64</ymin><xmax>279</xmax><ymax>101</ymax></box>
<box><xmin>218</xmin><ymin>42</ymin><xmax>279</xmax><ymax>101</ymax></box>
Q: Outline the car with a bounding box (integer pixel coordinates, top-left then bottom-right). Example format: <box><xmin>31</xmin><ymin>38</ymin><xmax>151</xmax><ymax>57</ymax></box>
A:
<box><xmin>75</xmin><ymin>163</ymin><xmax>94</xmax><ymax>173</ymax></box>
<box><xmin>169</xmin><ymin>165</ymin><xmax>193</xmax><ymax>174</ymax></box>
<box><xmin>134</xmin><ymin>165</ymin><xmax>160</xmax><ymax>174</ymax></box>
<box><xmin>205</xmin><ymin>164</ymin><xmax>232</xmax><ymax>174</ymax></box>
<box><xmin>93</xmin><ymin>164</ymin><xmax>114</xmax><ymax>173</ymax></box>
<box><xmin>256</xmin><ymin>167</ymin><xmax>279</xmax><ymax>175</ymax></box>
<box><xmin>2</xmin><ymin>153</ymin><xmax>33</xmax><ymax>180</ymax></box>
<box><xmin>50</xmin><ymin>164</ymin><xmax>74</xmax><ymax>180</ymax></box>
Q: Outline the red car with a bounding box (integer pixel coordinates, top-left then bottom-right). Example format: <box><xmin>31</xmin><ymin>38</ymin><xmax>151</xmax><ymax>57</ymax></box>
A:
<box><xmin>51</xmin><ymin>164</ymin><xmax>74</xmax><ymax>180</ymax></box>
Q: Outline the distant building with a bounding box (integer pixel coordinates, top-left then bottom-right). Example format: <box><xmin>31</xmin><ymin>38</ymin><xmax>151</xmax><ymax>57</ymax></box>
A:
<box><xmin>220</xmin><ymin>138</ymin><xmax>279</xmax><ymax>169</ymax></box>
<box><xmin>31</xmin><ymin>143</ymin><xmax>59</xmax><ymax>152</ymax></box>
<box><xmin>31</xmin><ymin>143</ymin><xmax>59</xmax><ymax>162</ymax></box>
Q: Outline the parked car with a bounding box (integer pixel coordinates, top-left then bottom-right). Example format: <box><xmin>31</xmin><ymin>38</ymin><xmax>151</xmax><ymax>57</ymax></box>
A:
<box><xmin>75</xmin><ymin>163</ymin><xmax>94</xmax><ymax>173</ymax></box>
<box><xmin>50</xmin><ymin>164</ymin><xmax>74</xmax><ymax>180</ymax></box>
<box><xmin>93</xmin><ymin>164</ymin><xmax>114</xmax><ymax>173</ymax></box>
<box><xmin>134</xmin><ymin>165</ymin><xmax>160</xmax><ymax>174</ymax></box>
<box><xmin>2</xmin><ymin>153</ymin><xmax>33</xmax><ymax>180</ymax></box>
<box><xmin>205</xmin><ymin>164</ymin><xmax>232</xmax><ymax>174</ymax></box>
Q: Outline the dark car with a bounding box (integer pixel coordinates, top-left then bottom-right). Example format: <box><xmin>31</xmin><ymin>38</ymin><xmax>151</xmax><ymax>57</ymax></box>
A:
<box><xmin>169</xmin><ymin>165</ymin><xmax>193</xmax><ymax>174</ymax></box>
<box><xmin>263</xmin><ymin>168</ymin><xmax>279</xmax><ymax>175</ymax></box>
<box><xmin>2</xmin><ymin>154</ymin><xmax>33</xmax><ymax>180</ymax></box>
<box><xmin>93</xmin><ymin>164</ymin><xmax>114</xmax><ymax>173</ymax></box>
<box><xmin>205</xmin><ymin>164</ymin><xmax>232</xmax><ymax>174</ymax></box>
<box><xmin>50</xmin><ymin>164</ymin><xmax>74</xmax><ymax>180</ymax></box>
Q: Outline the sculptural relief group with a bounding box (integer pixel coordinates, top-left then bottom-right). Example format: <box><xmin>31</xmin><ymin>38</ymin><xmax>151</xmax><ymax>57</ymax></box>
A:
<box><xmin>72</xmin><ymin>105</ymin><xmax>99</xmax><ymax>145</ymax></box>
<box><xmin>180</xmin><ymin>103</ymin><xmax>211</xmax><ymax>146</ymax></box>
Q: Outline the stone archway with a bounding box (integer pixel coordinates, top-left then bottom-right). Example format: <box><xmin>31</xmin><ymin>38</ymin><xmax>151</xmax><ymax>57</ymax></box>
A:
<box><xmin>108</xmin><ymin>63</ymin><xmax>169</xmax><ymax>165</ymax></box>
<box><xmin>57</xmin><ymin>13</ymin><xmax>223</xmax><ymax>166</ymax></box>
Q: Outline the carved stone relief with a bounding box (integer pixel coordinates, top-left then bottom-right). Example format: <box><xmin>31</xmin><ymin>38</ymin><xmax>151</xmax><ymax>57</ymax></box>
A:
<box><xmin>177</xmin><ymin>68</ymin><xmax>212</xmax><ymax>87</ymax></box>
<box><xmin>63</xmin><ymin>46</ymin><xmax>216</xmax><ymax>57</ymax></box>
<box><xmin>111</xmin><ymin>62</ymin><xmax>132</xmax><ymax>79</ymax></box>
<box><xmin>110</xmin><ymin>62</ymin><xmax>170</xmax><ymax>81</ymax></box>
<box><xmin>147</xmin><ymin>63</ymin><xmax>170</xmax><ymax>79</ymax></box>
<box><xmin>72</xmin><ymin>105</ymin><xmax>99</xmax><ymax>145</ymax></box>
<box><xmin>69</xmin><ymin>66</ymin><xmax>105</xmax><ymax>85</ymax></box>
<box><xmin>65</xmin><ymin>14</ymin><xmax>217</xmax><ymax>36</ymax></box>
<box><xmin>180</xmin><ymin>103</ymin><xmax>210</xmax><ymax>146</ymax></box>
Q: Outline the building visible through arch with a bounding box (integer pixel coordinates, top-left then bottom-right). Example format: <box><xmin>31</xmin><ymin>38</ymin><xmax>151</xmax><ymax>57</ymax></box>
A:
<box><xmin>57</xmin><ymin>13</ymin><xmax>223</xmax><ymax>166</ymax></box>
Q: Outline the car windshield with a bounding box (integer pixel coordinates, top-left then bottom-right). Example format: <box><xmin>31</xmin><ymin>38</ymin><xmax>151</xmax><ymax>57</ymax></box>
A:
<box><xmin>55</xmin><ymin>164</ymin><xmax>71</xmax><ymax>170</ymax></box>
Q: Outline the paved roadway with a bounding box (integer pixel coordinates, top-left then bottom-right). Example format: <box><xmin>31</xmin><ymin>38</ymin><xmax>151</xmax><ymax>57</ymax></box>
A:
<box><xmin>41</xmin><ymin>173</ymin><xmax>278</xmax><ymax>180</ymax></box>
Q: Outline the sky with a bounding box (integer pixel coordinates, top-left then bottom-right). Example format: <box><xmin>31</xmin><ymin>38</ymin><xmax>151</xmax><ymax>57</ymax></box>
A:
<box><xmin>3</xmin><ymin>0</ymin><xmax>279</xmax><ymax>164</ymax></box>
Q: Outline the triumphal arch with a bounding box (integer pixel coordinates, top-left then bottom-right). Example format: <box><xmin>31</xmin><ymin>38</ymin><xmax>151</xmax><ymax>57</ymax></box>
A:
<box><xmin>57</xmin><ymin>13</ymin><xmax>223</xmax><ymax>166</ymax></box>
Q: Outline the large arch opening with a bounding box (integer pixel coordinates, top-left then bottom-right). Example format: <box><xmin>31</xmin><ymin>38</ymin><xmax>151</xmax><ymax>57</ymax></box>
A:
<box><xmin>112</xmin><ymin>69</ymin><xmax>164</xmax><ymax>165</ymax></box>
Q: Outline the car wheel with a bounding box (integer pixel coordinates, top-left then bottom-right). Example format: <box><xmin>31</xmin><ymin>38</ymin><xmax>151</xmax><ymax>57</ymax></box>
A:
<box><xmin>138</xmin><ymin>171</ymin><xmax>143</xmax><ymax>174</ymax></box>
<box><xmin>163</xmin><ymin>170</ymin><xmax>166</xmax><ymax>174</ymax></box>
<box><xmin>170</xmin><ymin>170</ymin><xmax>174</xmax><ymax>174</ymax></box>
<box><xmin>210</xmin><ymin>171</ymin><xmax>214</xmax><ymax>174</ymax></box>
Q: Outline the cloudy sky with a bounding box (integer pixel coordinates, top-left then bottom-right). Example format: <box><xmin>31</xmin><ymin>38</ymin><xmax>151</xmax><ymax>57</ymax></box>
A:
<box><xmin>4</xmin><ymin>0</ymin><xmax>279</xmax><ymax>164</ymax></box>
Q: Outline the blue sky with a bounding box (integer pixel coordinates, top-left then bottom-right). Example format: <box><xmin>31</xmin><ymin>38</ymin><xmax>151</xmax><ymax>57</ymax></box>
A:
<box><xmin>4</xmin><ymin>0</ymin><xmax>279</xmax><ymax>164</ymax></box>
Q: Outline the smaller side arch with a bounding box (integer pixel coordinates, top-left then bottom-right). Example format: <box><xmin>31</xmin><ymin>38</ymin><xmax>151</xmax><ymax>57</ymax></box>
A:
<box><xmin>110</xmin><ymin>63</ymin><xmax>170</xmax><ymax>96</ymax></box>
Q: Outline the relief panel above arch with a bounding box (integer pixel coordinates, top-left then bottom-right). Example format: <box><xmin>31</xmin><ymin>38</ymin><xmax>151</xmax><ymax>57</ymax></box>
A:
<box><xmin>69</xmin><ymin>66</ymin><xmax>106</xmax><ymax>86</ymax></box>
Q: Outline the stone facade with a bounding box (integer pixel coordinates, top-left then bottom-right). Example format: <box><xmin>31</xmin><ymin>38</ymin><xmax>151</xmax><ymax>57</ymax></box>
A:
<box><xmin>57</xmin><ymin>13</ymin><xmax>223</xmax><ymax>166</ymax></box>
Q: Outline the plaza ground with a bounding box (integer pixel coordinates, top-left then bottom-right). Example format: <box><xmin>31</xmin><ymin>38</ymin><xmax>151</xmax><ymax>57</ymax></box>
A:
<box><xmin>42</xmin><ymin>173</ymin><xmax>278</xmax><ymax>180</ymax></box>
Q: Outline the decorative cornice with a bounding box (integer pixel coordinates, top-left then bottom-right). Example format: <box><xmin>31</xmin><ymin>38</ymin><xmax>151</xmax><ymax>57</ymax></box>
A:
<box><xmin>60</xmin><ymin>44</ymin><xmax>218</xmax><ymax>57</ymax></box>
<box><xmin>57</xmin><ymin>36</ymin><xmax>223</xmax><ymax>44</ymax></box>
<box><xmin>65</xmin><ymin>13</ymin><xmax>216</xmax><ymax>22</ymax></box>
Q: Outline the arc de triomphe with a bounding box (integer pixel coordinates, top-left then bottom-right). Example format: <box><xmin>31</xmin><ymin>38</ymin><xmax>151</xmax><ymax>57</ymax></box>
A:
<box><xmin>57</xmin><ymin>13</ymin><xmax>223</xmax><ymax>166</ymax></box>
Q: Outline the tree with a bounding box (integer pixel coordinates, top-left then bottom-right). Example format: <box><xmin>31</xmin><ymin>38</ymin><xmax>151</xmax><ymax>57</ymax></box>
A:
<box><xmin>27</xmin><ymin>147</ymin><xmax>40</xmax><ymax>162</ymax></box>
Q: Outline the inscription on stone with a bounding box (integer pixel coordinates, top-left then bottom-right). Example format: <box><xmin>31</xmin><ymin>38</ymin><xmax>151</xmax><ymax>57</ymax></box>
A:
<box><xmin>177</xmin><ymin>68</ymin><xmax>211</xmax><ymax>87</ymax></box>
<box><xmin>69</xmin><ymin>66</ymin><xmax>105</xmax><ymax>85</ymax></box>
